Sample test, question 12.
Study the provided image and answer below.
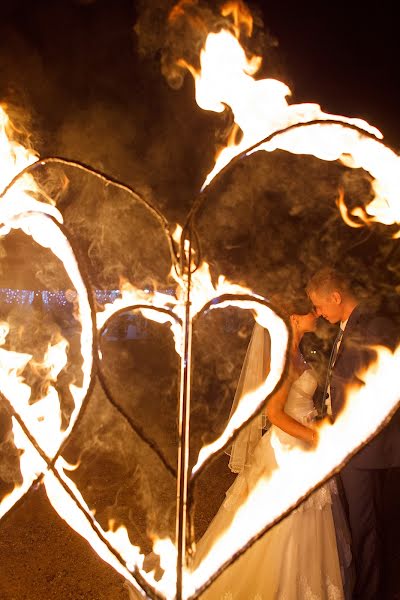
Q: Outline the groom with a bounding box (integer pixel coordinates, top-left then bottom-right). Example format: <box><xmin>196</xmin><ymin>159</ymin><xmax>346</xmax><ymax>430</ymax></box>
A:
<box><xmin>307</xmin><ymin>267</ymin><xmax>400</xmax><ymax>600</ymax></box>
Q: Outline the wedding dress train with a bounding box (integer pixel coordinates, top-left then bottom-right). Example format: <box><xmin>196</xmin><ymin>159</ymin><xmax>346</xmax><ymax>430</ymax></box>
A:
<box><xmin>193</xmin><ymin>369</ymin><xmax>349</xmax><ymax>600</ymax></box>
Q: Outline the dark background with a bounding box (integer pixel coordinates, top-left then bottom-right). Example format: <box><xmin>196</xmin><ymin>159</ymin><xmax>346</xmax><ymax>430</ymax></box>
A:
<box><xmin>0</xmin><ymin>1</ymin><xmax>399</xmax><ymax>599</ymax></box>
<box><xmin>1</xmin><ymin>0</ymin><xmax>399</xmax><ymax>223</ymax></box>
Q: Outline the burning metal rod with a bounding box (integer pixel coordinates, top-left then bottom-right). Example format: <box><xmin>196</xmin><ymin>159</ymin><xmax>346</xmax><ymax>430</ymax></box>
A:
<box><xmin>98</xmin><ymin>304</ymin><xmax>181</xmax><ymax>478</ymax></box>
<box><xmin>1</xmin><ymin>94</ymin><xmax>400</xmax><ymax>598</ymax></box>
<box><xmin>0</xmin><ymin>388</ymin><xmax>161</xmax><ymax>597</ymax></box>
<box><xmin>175</xmin><ymin>230</ymin><xmax>193</xmax><ymax>600</ymax></box>
<box><xmin>189</xmin><ymin>294</ymin><xmax>290</xmax><ymax>484</ymax></box>
<box><xmin>0</xmin><ymin>156</ymin><xmax>179</xmax><ymax>271</ymax></box>
<box><xmin>186</xmin><ymin>118</ymin><xmax>386</xmax><ymax>222</ymax></box>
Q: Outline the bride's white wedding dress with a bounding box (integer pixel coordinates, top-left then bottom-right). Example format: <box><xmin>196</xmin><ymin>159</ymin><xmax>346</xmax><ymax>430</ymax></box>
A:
<box><xmin>193</xmin><ymin>368</ymin><xmax>349</xmax><ymax>600</ymax></box>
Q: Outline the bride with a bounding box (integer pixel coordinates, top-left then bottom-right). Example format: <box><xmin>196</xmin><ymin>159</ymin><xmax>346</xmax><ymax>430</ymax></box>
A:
<box><xmin>192</xmin><ymin>295</ymin><xmax>352</xmax><ymax>599</ymax></box>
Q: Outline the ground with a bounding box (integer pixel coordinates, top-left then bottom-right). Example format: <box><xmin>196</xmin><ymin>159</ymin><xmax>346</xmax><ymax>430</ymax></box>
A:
<box><xmin>0</xmin><ymin>487</ymin><xmax>128</xmax><ymax>600</ymax></box>
<box><xmin>0</xmin><ymin>461</ymin><xmax>399</xmax><ymax>599</ymax></box>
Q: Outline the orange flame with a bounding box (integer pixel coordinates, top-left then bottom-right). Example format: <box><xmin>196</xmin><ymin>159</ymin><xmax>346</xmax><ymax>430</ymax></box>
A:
<box><xmin>2</xmin><ymin>2</ymin><xmax>400</xmax><ymax>595</ymax></box>
<box><xmin>220</xmin><ymin>1</ymin><xmax>254</xmax><ymax>38</ymax></box>
<box><xmin>188</xmin><ymin>345</ymin><xmax>400</xmax><ymax>596</ymax></box>
<box><xmin>169</xmin><ymin>0</ymin><xmax>199</xmax><ymax>23</ymax></box>
<box><xmin>0</xmin><ymin>109</ymin><xmax>93</xmax><ymax>525</ymax></box>
<box><xmin>2</xmin><ymin>105</ymin><xmax>284</xmax><ymax>598</ymax></box>
<box><xmin>335</xmin><ymin>187</ymin><xmax>364</xmax><ymax>228</ymax></box>
<box><xmin>192</xmin><ymin>298</ymin><xmax>288</xmax><ymax>476</ymax></box>
<box><xmin>170</xmin><ymin>7</ymin><xmax>400</xmax><ymax>598</ymax></box>
<box><xmin>177</xmin><ymin>8</ymin><xmax>400</xmax><ymax>239</ymax></box>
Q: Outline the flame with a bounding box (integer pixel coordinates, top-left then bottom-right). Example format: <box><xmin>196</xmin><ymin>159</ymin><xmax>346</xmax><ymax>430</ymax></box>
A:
<box><xmin>0</xmin><ymin>109</ymin><xmax>93</xmax><ymax>530</ymax></box>
<box><xmin>185</xmin><ymin>28</ymin><xmax>379</xmax><ymax>190</ymax></box>
<box><xmin>172</xmin><ymin>4</ymin><xmax>400</xmax><ymax>597</ymax></box>
<box><xmin>97</xmin><ymin>278</ymin><xmax>182</xmax><ymax>356</ymax></box>
<box><xmin>97</xmin><ymin>242</ymin><xmax>258</xmax><ymax>356</ymax></box>
<box><xmin>335</xmin><ymin>187</ymin><xmax>364</xmax><ymax>228</ymax></box>
<box><xmin>0</xmin><ymin>213</ymin><xmax>94</xmax><ymax>514</ymax></box>
<box><xmin>189</xmin><ymin>344</ymin><xmax>400</xmax><ymax>595</ymax></box>
<box><xmin>253</xmin><ymin>125</ymin><xmax>400</xmax><ymax>233</ymax></box>
<box><xmin>1</xmin><ymin>103</ymin><xmax>269</xmax><ymax>599</ymax></box>
<box><xmin>169</xmin><ymin>0</ymin><xmax>199</xmax><ymax>24</ymax></box>
<box><xmin>177</xmin><ymin>5</ymin><xmax>400</xmax><ymax>235</ymax></box>
<box><xmin>0</xmin><ymin>105</ymin><xmax>38</xmax><ymax>195</ymax></box>
<box><xmin>192</xmin><ymin>298</ymin><xmax>288</xmax><ymax>476</ymax></box>
<box><xmin>0</xmin><ymin>105</ymin><xmax>62</xmax><ymax>224</ymax></box>
<box><xmin>1</xmin><ymin>3</ymin><xmax>400</xmax><ymax>597</ymax></box>
<box><xmin>44</xmin><ymin>459</ymin><xmax>146</xmax><ymax>589</ymax></box>
<box><xmin>220</xmin><ymin>1</ymin><xmax>254</xmax><ymax>38</ymax></box>
<box><xmin>0</xmin><ymin>107</ymin><xmax>154</xmax><ymax>595</ymax></box>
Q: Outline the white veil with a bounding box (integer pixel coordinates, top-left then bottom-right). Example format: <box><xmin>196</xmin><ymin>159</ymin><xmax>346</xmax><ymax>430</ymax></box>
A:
<box><xmin>227</xmin><ymin>322</ymin><xmax>271</xmax><ymax>474</ymax></box>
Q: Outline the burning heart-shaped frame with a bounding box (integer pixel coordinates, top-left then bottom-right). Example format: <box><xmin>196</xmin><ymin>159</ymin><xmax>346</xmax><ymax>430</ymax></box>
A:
<box><xmin>1</xmin><ymin>109</ymin><xmax>400</xmax><ymax>600</ymax></box>
<box><xmin>0</xmin><ymin>161</ymin><xmax>290</xmax><ymax>600</ymax></box>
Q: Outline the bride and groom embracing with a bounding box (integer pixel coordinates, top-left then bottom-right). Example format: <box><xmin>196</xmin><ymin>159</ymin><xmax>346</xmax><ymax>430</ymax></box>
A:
<box><xmin>193</xmin><ymin>267</ymin><xmax>400</xmax><ymax>600</ymax></box>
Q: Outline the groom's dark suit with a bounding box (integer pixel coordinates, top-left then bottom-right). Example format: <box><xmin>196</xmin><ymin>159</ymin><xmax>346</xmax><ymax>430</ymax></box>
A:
<box><xmin>329</xmin><ymin>303</ymin><xmax>400</xmax><ymax>599</ymax></box>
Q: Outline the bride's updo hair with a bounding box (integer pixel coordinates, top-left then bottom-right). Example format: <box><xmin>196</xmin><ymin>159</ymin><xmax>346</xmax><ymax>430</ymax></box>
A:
<box><xmin>269</xmin><ymin>291</ymin><xmax>313</xmax><ymax>317</ymax></box>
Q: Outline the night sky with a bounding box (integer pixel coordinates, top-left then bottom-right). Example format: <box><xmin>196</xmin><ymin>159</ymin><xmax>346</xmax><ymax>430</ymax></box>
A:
<box><xmin>1</xmin><ymin>0</ymin><xmax>399</xmax><ymax>222</ymax></box>
<box><xmin>259</xmin><ymin>2</ymin><xmax>400</xmax><ymax>148</ymax></box>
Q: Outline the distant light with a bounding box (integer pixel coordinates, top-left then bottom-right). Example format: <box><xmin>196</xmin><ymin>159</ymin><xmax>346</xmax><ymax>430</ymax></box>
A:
<box><xmin>0</xmin><ymin>288</ymin><xmax>122</xmax><ymax>307</ymax></box>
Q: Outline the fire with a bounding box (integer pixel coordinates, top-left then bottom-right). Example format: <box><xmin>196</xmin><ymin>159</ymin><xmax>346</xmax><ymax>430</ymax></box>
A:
<box><xmin>336</xmin><ymin>187</ymin><xmax>364</xmax><ymax>228</ymax></box>
<box><xmin>2</xmin><ymin>104</ymin><xmax>284</xmax><ymax>599</ymax></box>
<box><xmin>253</xmin><ymin>124</ymin><xmax>400</xmax><ymax>234</ymax></box>
<box><xmin>1</xmin><ymin>1</ymin><xmax>400</xmax><ymax>598</ymax></box>
<box><xmin>184</xmin><ymin>28</ymin><xmax>381</xmax><ymax>191</ymax></box>
<box><xmin>189</xmin><ymin>344</ymin><xmax>400</xmax><ymax>596</ymax></box>
<box><xmin>0</xmin><ymin>105</ymin><xmax>61</xmax><ymax>224</ymax></box>
<box><xmin>0</xmin><ymin>212</ymin><xmax>94</xmax><ymax>507</ymax></box>
<box><xmin>174</xmin><ymin>2</ymin><xmax>400</xmax><ymax>597</ymax></box>
<box><xmin>178</xmin><ymin>6</ymin><xmax>400</xmax><ymax>235</ymax></box>
<box><xmin>169</xmin><ymin>0</ymin><xmax>201</xmax><ymax>24</ymax></box>
<box><xmin>0</xmin><ymin>110</ymin><xmax>93</xmax><ymax>540</ymax></box>
<box><xmin>0</xmin><ymin>106</ymin><xmax>156</xmax><ymax>597</ymax></box>
<box><xmin>0</xmin><ymin>105</ymin><xmax>38</xmax><ymax>195</ymax></box>
<box><xmin>43</xmin><ymin>460</ymin><xmax>147</xmax><ymax>595</ymax></box>
<box><xmin>97</xmin><ymin>277</ymin><xmax>182</xmax><ymax>355</ymax></box>
<box><xmin>220</xmin><ymin>0</ymin><xmax>254</xmax><ymax>38</ymax></box>
<box><xmin>192</xmin><ymin>297</ymin><xmax>288</xmax><ymax>476</ymax></box>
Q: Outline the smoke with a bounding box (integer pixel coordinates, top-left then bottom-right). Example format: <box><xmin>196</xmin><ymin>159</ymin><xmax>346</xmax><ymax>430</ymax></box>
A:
<box><xmin>0</xmin><ymin>405</ymin><xmax>22</xmax><ymax>494</ymax></box>
<box><xmin>1</xmin><ymin>2</ymin><xmax>399</xmax><ymax>582</ymax></box>
<box><xmin>62</xmin><ymin>379</ymin><xmax>177</xmax><ymax>550</ymax></box>
<box><xmin>192</xmin><ymin>148</ymin><xmax>400</xmax><ymax>302</ymax></box>
<box><xmin>134</xmin><ymin>0</ymin><xmax>281</xmax><ymax>88</ymax></box>
<box><xmin>0</xmin><ymin>1</ymin><xmax>217</xmax><ymax>223</ymax></box>
<box><xmin>191</xmin><ymin>305</ymin><xmax>253</xmax><ymax>464</ymax></box>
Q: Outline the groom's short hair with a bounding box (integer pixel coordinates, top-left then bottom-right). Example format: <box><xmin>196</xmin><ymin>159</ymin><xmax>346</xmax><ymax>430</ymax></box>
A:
<box><xmin>306</xmin><ymin>267</ymin><xmax>353</xmax><ymax>297</ymax></box>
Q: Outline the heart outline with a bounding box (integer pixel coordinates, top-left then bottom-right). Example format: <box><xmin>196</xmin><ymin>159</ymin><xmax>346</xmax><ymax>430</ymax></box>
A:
<box><xmin>0</xmin><ymin>116</ymin><xmax>399</xmax><ymax>599</ymax></box>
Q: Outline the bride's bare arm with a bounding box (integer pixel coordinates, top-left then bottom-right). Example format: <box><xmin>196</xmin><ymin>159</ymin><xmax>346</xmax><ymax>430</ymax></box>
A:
<box><xmin>266</xmin><ymin>373</ymin><xmax>317</xmax><ymax>446</ymax></box>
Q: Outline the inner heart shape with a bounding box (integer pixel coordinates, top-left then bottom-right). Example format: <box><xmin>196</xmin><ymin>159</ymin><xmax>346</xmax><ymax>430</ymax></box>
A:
<box><xmin>0</xmin><ymin>211</ymin><xmax>93</xmax><ymax>520</ymax></box>
<box><xmin>0</xmin><ymin>123</ymin><xmax>400</xmax><ymax>600</ymax></box>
